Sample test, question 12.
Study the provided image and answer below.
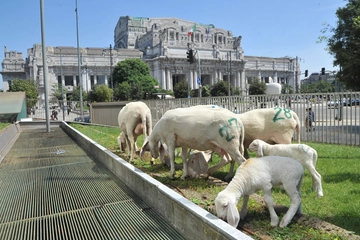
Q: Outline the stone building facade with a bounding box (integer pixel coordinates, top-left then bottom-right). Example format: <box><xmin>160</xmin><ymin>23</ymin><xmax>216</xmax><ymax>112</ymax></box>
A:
<box><xmin>1</xmin><ymin>16</ymin><xmax>301</xmax><ymax>103</ymax></box>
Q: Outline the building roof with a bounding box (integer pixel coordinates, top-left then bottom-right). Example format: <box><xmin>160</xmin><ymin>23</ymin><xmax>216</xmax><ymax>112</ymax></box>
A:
<box><xmin>0</xmin><ymin>92</ymin><xmax>26</xmax><ymax>114</ymax></box>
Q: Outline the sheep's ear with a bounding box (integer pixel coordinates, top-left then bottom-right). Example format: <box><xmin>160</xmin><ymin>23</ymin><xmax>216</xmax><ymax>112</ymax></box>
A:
<box><xmin>256</xmin><ymin>142</ymin><xmax>264</xmax><ymax>157</ymax></box>
<box><xmin>140</xmin><ymin>138</ymin><xmax>149</xmax><ymax>157</ymax></box>
<box><xmin>226</xmin><ymin>201</ymin><xmax>240</xmax><ymax>228</ymax></box>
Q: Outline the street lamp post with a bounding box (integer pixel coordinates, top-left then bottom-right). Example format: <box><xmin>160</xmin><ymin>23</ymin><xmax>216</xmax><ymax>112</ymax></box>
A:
<box><xmin>59</xmin><ymin>48</ymin><xmax>65</xmax><ymax>121</ymax></box>
<box><xmin>109</xmin><ymin>44</ymin><xmax>113</xmax><ymax>91</ymax></box>
<box><xmin>75</xmin><ymin>0</ymin><xmax>84</xmax><ymax>122</ymax></box>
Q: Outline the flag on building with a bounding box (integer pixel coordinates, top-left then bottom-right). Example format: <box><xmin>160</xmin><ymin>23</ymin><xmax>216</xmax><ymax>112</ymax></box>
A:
<box><xmin>188</xmin><ymin>24</ymin><xmax>196</xmax><ymax>36</ymax></box>
<box><xmin>205</xmin><ymin>26</ymin><xmax>210</xmax><ymax>39</ymax></box>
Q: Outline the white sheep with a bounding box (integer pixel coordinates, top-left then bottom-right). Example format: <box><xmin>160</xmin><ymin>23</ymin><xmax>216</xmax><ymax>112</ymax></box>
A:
<box><xmin>215</xmin><ymin>156</ymin><xmax>304</xmax><ymax>228</ymax></box>
<box><xmin>140</xmin><ymin>106</ymin><xmax>246</xmax><ymax>179</ymax></box>
<box><xmin>248</xmin><ymin>139</ymin><xmax>323</xmax><ymax>198</ymax></box>
<box><xmin>117</xmin><ymin>101</ymin><xmax>152</xmax><ymax>163</ymax></box>
<box><xmin>238</xmin><ymin>107</ymin><xmax>301</xmax><ymax>158</ymax></box>
<box><xmin>187</xmin><ymin>150</ymin><xmax>212</xmax><ymax>178</ymax></box>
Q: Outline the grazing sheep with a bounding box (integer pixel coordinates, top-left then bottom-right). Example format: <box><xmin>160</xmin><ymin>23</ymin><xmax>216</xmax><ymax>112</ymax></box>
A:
<box><xmin>140</xmin><ymin>107</ymin><xmax>246</xmax><ymax>179</ymax></box>
<box><xmin>117</xmin><ymin>101</ymin><xmax>152</xmax><ymax>163</ymax></box>
<box><xmin>248</xmin><ymin>139</ymin><xmax>323</xmax><ymax>197</ymax></box>
<box><xmin>215</xmin><ymin>156</ymin><xmax>303</xmax><ymax>228</ymax></box>
<box><xmin>187</xmin><ymin>150</ymin><xmax>212</xmax><ymax>178</ymax></box>
<box><xmin>238</xmin><ymin>107</ymin><xmax>301</xmax><ymax>158</ymax></box>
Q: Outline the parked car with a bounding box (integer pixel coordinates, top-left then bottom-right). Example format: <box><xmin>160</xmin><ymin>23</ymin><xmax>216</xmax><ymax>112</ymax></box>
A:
<box><xmin>327</xmin><ymin>100</ymin><xmax>340</xmax><ymax>108</ymax></box>
<box><xmin>74</xmin><ymin>116</ymin><xmax>91</xmax><ymax>123</ymax></box>
<box><xmin>344</xmin><ymin>98</ymin><xmax>360</xmax><ymax>106</ymax></box>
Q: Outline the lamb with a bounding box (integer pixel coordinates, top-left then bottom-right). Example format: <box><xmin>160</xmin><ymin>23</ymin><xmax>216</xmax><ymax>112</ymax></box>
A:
<box><xmin>140</xmin><ymin>106</ymin><xmax>246</xmax><ymax>179</ymax></box>
<box><xmin>215</xmin><ymin>156</ymin><xmax>304</xmax><ymax>228</ymax></box>
<box><xmin>187</xmin><ymin>150</ymin><xmax>213</xmax><ymax>178</ymax></box>
<box><xmin>117</xmin><ymin>101</ymin><xmax>152</xmax><ymax>163</ymax></box>
<box><xmin>238</xmin><ymin>107</ymin><xmax>301</xmax><ymax>158</ymax></box>
<box><xmin>248</xmin><ymin>139</ymin><xmax>323</xmax><ymax>198</ymax></box>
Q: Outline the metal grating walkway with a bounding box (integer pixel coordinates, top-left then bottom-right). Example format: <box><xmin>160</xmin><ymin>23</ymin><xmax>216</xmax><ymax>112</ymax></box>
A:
<box><xmin>0</xmin><ymin>127</ymin><xmax>186</xmax><ymax>240</ymax></box>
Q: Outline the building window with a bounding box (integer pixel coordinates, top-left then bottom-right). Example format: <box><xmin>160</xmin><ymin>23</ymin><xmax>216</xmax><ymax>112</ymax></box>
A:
<box><xmin>169</xmin><ymin>31</ymin><xmax>175</xmax><ymax>41</ymax></box>
<box><xmin>65</xmin><ymin>76</ymin><xmax>72</xmax><ymax>86</ymax></box>
<box><xmin>195</xmin><ymin>33</ymin><xmax>200</xmax><ymax>42</ymax></box>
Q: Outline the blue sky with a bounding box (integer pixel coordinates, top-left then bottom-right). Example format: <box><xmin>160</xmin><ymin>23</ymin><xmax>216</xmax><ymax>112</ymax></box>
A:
<box><xmin>0</xmin><ymin>0</ymin><xmax>346</xmax><ymax>90</ymax></box>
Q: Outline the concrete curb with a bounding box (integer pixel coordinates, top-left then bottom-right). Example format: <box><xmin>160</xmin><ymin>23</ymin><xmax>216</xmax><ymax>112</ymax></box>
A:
<box><xmin>60</xmin><ymin>122</ymin><xmax>252</xmax><ymax>240</ymax></box>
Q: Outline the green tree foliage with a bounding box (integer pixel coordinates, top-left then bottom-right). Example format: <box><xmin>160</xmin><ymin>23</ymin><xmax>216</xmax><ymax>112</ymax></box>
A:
<box><xmin>173</xmin><ymin>80</ymin><xmax>189</xmax><ymax>98</ymax></box>
<box><xmin>51</xmin><ymin>84</ymin><xmax>67</xmax><ymax>101</ymax></box>
<box><xmin>112</xmin><ymin>58</ymin><xmax>160</xmax><ymax>99</ymax></box>
<box><xmin>190</xmin><ymin>85</ymin><xmax>211</xmax><ymax>97</ymax></box>
<box><xmin>281</xmin><ymin>84</ymin><xmax>294</xmax><ymax>94</ymax></box>
<box><xmin>8</xmin><ymin>79</ymin><xmax>39</xmax><ymax>108</ymax></box>
<box><xmin>300</xmin><ymin>80</ymin><xmax>334</xmax><ymax>93</ymax></box>
<box><xmin>70</xmin><ymin>86</ymin><xmax>88</xmax><ymax>102</ymax></box>
<box><xmin>113</xmin><ymin>82</ymin><xmax>131</xmax><ymax>101</ymax></box>
<box><xmin>210</xmin><ymin>80</ymin><xmax>233</xmax><ymax>96</ymax></box>
<box><xmin>248</xmin><ymin>78</ymin><xmax>266</xmax><ymax>95</ymax></box>
<box><xmin>320</xmin><ymin>0</ymin><xmax>360</xmax><ymax>90</ymax></box>
<box><xmin>88</xmin><ymin>85</ymin><xmax>113</xmax><ymax>102</ymax></box>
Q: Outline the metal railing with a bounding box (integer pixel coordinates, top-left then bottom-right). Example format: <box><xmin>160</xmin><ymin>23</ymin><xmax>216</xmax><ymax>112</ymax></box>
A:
<box><xmin>26</xmin><ymin>92</ymin><xmax>360</xmax><ymax>146</ymax></box>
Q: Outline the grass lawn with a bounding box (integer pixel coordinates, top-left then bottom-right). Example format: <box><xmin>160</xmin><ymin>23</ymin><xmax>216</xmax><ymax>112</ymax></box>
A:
<box><xmin>70</xmin><ymin>123</ymin><xmax>360</xmax><ymax>239</ymax></box>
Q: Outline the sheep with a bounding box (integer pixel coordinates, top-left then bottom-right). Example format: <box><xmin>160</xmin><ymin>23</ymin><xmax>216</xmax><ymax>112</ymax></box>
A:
<box><xmin>248</xmin><ymin>139</ymin><xmax>323</xmax><ymax>198</ymax></box>
<box><xmin>215</xmin><ymin>156</ymin><xmax>304</xmax><ymax>228</ymax></box>
<box><xmin>187</xmin><ymin>150</ymin><xmax>212</xmax><ymax>178</ymax></box>
<box><xmin>117</xmin><ymin>101</ymin><xmax>152</xmax><ymax>163</ymax></box>
<box><xmin>140</xmin><ymin>106</ymin><xmax>246</xmax><ymax>180</ymax></box>
<box><xmin>238</xmin><ymin>107</ymin><xmax>301</xmax><ymax>158</ymax></box>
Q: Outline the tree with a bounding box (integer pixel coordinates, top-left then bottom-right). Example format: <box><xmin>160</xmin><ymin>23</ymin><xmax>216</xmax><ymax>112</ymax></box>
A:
<box><xmin>51</xmin><ymin>84</ymin><xmax>67</xmax><ymax>101</ymax></box>
<box><xmin>319</xmin><ymin>0</ymin><xmax>360</xmax><ymax>90</ymax></box>
<box><xmin>173</xmin><ymin>80</ymin><xmax>189</xmax><ymax>98</ymax></box>
<box><xmin>300</xmin><ymin>80</ymin><xmax>334</xmax><ymax>93</ymax></box>
<box><xmin>8</xmin><ymin>79</ymin><xmax>39</xmax><ymax>110</ymax></box>
<box><xmin>88</xmin><ymin>85</ymin><xmax>113</xmax><ymax>102</ymax></box>
<box><xmin>248</xmin><ymin>78</ymin><xmax>266</xmax><ymax>95</ymax></box>
<box><xmin>112</xmin><ymin>58</ymin><xmax>160</xmax><ymax>99</ymax></box>
<box><xmin>210</xmin><ymin>80</ymin><xmax>233</xmax><ymax>96</ymax></box>
<box><xmin>113</xmin><ymin>82</ymin><xmax>131</xmax><ymax>101</ymax></box>
<box><xmin>281</xmin><ymin>84</ymin><xmax>294</xmax><ymax>94</ymax></box>
<box><xmin>70</xmin><ymin>86</ymin><xmax>88</xmax><ymax>102</ymax></box>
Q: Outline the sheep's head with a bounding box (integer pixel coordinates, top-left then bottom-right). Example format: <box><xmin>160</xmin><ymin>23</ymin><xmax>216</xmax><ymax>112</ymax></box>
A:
<box><xmin>159</xmin><ymin>143</ymin><xmax>170</xmax><ymax>167</ymax></box>
<box><xmin>215</xmin><ymin>191</ymin><xmax>240</xmax><ymax>228</ymax></box>
<box><xmin>140</xmin><ymin>137</ymin><xmax>160</xmax><ymax>159</ymax></box>
<box><xmin>248</xmin><ymin>139</ymin><xmax>264</xmax><ymax>157</ymax></box>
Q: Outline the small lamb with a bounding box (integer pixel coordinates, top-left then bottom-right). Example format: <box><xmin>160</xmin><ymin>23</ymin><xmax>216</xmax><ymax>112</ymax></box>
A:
<box><xmin>248</xmin><ymin>139</ymin><xmax>323</xmax><ymax>198</ymax></box>
<box><xmin>215</xmin><ymin>156</ymin><xmax>304</xmax><ymax>228</ymax></box>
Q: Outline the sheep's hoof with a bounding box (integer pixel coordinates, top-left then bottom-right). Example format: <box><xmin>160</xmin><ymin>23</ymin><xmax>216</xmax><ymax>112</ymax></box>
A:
<box><xmin>180</xmin><ymin>175</ymin><xmax>187</xmax><ymax>180</ymax></box>
<box><xmin>199</xmin><ymin>173</ymin><xmax>209</xmax><ymax>179</ymax></box>
<box><xmin>270</xmin><ymin>217</ymin><xmax>279</xmax><ymax>227</ymax></box>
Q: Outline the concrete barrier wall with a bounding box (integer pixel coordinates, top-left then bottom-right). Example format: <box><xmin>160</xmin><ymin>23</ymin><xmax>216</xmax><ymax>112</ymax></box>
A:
<box><xmin>60</xmin><ymin>122</ymin><xmax>252</xmax><ymax>240</ymax></box>
<box><xmin>0</xmin><ymin>123</ymin><xmax>21</xmax><ymax>162</ymax></box>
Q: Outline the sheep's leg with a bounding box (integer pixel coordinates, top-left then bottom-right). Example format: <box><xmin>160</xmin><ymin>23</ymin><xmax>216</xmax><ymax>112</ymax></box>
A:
<box><xmin>129</xmin><ymin>139</ymin><xmax>136</xmax><ymax>163</ymax></box>
<box><xmin>263</xmin><ymin>188</ymin><xmax>279</xmax><ymax>227</ymax></box>
<box><xmin>224</xmin><ymin>161</ymin><xmax>235</xmax><ymax>181</ymax></box>
<box><xmin>240</xmin><ymin>195</ymin><xmax>249</xmax><ymax>220</ymax></box>
<box><xmin>125</xmin><ymin>135</ymin><xmax>131</xmax><ymax>160</ymax></box>
<box><xmin>279</xmin><ymin>191</ymin><xmax>301</xmax><ymax>228</ymax></box>
<box><xmin>304</xmin><ymin>164</ymin><xmax>323</xmax><ymax>198</ymax></box>
<box><xmin>202</xmin><ymin>155</ymin><xmax>230</xmax><ymax>178</ymax></box>
<box><xmin>180</xmin><ymin>147</ymin><xmax>189</xmax><ymax>180</ymax></box>
<box><xmin>167</xmin><ymin>143</ymin><xmax>177</xmax><ymax>179</ymax></box>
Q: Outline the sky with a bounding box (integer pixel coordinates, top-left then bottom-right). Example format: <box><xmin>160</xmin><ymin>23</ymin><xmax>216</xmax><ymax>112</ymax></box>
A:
<box><xmin>0</xmin><ymin>0</ymin><xmax>347</xmax><ymax>90</ymax></box>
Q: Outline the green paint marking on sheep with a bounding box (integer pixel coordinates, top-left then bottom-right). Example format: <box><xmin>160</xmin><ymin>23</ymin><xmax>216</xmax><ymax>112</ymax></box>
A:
<box><xmin>272</xmin><ymin>107</ymin><xmax>293</xmax><ymax>122</ymax></box>
<box><xmin>218</xmin><ymin>118</ymin><xmax>240</xmax><ymax>142</ymax></box>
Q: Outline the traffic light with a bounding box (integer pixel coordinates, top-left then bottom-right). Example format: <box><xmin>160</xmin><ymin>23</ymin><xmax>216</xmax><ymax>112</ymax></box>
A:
<box><xmin>186</xmin><ymin>49</ymin><xmax>194</xmax><ymax>64</ymax></box>
<box><xmin>321</xmin><ymin>67</ymin><xmax>325</xmax><ymax>75</ymax></box>
<box><xmin>305</xmin><ymin>69</ymin><xmax>308</xmax><ymax>77</ymax></box>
